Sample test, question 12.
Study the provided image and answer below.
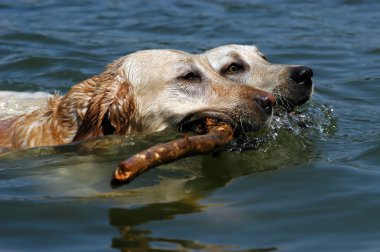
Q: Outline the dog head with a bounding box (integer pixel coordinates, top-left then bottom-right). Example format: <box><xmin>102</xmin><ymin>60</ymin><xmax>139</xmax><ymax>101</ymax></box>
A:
<box><xmin>74</xmin><ymin>49</ymin><xmax>275</xmax><ymax>141</ymax></box>
<box><xmin>203</xmin><ymin>44</ymin><xmax>313</xmax><ymax>112</ymax></box>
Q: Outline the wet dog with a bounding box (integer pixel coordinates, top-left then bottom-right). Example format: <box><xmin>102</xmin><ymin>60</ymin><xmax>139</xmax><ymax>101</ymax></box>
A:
<box><xmin>203</xmin><ymin>44</ymin><xmax>313</xmax><ymax>112</ymax></box>
<box><xmin>0</xmin><ymin>49</ymin><xmax>274</xmax><ymax>151</ymax></box>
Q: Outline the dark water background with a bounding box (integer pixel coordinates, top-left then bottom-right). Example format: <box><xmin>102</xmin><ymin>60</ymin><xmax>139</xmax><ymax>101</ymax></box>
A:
<box><xmin>1</xmin><ymin>0</ymin><xmax>380</xmax><ymax>251</ymax></box>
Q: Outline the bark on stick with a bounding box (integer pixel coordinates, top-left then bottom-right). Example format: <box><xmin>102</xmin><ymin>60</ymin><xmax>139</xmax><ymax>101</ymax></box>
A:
<box><xmin>111</xmin><ymin>120</ymin><xmax>234</xmax><ymax>188</ymax></box>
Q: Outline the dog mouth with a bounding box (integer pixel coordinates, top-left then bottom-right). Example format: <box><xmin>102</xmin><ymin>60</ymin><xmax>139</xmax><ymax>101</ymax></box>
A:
<box><xmin>273</xmin><ymin>75</ymin><xmax>313</xmax><ymax>112</ymax></box>
<box><xmin>276</xmin><ymin>94</ymin><xmax>311</xmax><ymax>112</ymax></box>
<box><xmin>274</xmin><ymin>82</ymin><xmax>312</xmax><ymax>112</ymax></box>
<box><xmin>177</xmin><ymin>109</ymin><xmax>270</xmax><ymax>136</ymax></box>
<box><xmin>177</xmin><ymin>111</ymin><xmax>237</xmax><ymax>134</ymax></box>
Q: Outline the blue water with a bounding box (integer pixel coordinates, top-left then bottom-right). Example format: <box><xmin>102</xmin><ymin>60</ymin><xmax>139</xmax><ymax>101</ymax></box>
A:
<box><xmin>1</xmin><ymin>1</ymin><xmax>380</xmax><ymax>251</ymax></box>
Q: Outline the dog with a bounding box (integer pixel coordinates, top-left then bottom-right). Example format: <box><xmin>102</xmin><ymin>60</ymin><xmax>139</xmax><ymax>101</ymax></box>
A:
<box><xmin>202</xmin><ymin>44</ymin><xmax>313</xmax><ymax>111</ymax></box>
<box><xmin>0</xmin><ymin>49</ymin><xmax>275</xmax><ymax>152</ymax></box>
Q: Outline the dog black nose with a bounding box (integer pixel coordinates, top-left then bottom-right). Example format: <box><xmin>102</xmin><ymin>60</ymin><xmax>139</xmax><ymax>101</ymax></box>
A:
<box><xmin>290</xmin><ymin>66</ymin><xmax>313</xmax><ymax>86</ymax></box>
<box><xmin>254</xmin><ymin>93</ymin><xmax>275</xmax><ymax>115</ymax></box>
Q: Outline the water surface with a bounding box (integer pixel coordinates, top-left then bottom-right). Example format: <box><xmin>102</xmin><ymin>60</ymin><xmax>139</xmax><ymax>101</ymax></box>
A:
<box><xmin>1</xmin><ymin>1</ymin><xmax>380</xmax><ymax>251</ymax></box>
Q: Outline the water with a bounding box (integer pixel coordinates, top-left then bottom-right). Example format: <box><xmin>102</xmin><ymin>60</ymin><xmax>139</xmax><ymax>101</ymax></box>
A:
<box><xmin>0</xmin><ymin>0</ymin><xmax>379</xmax><ymax>251</ymax></box>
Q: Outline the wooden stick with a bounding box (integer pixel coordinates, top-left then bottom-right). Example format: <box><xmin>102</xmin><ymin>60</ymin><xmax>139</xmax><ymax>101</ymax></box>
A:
<box><xmin>110</xmin><ymin>120</ymin><xmax>234</xmax><ymax>188</ymax></box>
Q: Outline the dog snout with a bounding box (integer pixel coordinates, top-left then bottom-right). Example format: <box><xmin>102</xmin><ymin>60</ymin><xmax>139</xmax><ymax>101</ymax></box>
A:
<box><xmin>290</xmin><ymin>66</ymin><xmax>313</xmax><ymax>86</ymax></box>
<box><xmin>254</xmin><ymin>93</ymin><xmax>275</xmax><ymax>115</ymax></box>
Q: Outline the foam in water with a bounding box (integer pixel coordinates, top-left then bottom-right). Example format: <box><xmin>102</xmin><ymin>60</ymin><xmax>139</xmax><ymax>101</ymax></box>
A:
<box><xmin>227</xmin><ymin>100</ymin><xmax>337</xmax><ymax>152</ymax></box>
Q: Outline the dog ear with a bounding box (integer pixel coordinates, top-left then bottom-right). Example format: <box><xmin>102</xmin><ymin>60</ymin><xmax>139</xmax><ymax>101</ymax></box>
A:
<box><xmin>72</xmin><ymin>79</ymin><xmax>135</xmax><ymax>142</ymax></box>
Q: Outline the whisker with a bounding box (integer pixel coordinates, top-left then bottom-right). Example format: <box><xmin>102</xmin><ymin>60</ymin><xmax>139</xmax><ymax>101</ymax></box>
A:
<box><xmin>279</xmin><ymin>95</ymin><xmax>291</xmax><ymax>111</ymax></box>
<box><xmin>240</xmin><ymin>119</ymin><xmax>248</xmax><ymax>137</ymax></box>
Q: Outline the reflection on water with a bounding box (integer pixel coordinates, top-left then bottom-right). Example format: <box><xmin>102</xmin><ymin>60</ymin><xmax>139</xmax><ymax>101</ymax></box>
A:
<box><xmin>109</xmin><ymin>199</ymin><xmax>277</xmax><ymax>252</ymax></box>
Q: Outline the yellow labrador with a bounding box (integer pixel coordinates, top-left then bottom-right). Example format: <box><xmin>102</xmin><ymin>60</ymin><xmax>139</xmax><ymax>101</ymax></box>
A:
<box><xmin>0</xmin><ymin>49</ymin><xmax>275</xmax><ymax>151</ymax></box>
<box><xmin>203</xmin><ymin>44</ymin><xmax>313</xmax><ymax>111</ymax></box>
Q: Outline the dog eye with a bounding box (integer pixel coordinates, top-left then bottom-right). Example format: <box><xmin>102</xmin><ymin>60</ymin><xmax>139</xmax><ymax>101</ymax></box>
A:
<box><xmin>259</xmin><ymin>52</ymin><xmax>268</xmax><ymax>61</ymax></box>
<box><xmin>225</xmin><ymin>63</ymin><xmax>244</xmax><ymax>74</ymax></box>
<box><xmin>181</xmin><ymin>72</ymin><xmax>202</xmax><ymax>81</ymax></box>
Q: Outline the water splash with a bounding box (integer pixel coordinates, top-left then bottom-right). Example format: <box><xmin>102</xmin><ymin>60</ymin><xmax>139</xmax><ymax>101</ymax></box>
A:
<box><xmin>227</xmin><ymin>100</ymin><xmax>337</xmax><ymax>152</ymax></box>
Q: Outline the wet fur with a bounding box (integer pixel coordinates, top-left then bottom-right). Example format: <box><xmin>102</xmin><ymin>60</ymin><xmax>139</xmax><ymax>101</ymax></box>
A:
<box><xmin>203</xmin><ymin>44</ymin><xmax>313</xmax><ymax>111</ymax></box>
<box><xmin>0</xmin><ymin>49</ymin><xmax>273</xmax><ymax>151</ymax></box>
